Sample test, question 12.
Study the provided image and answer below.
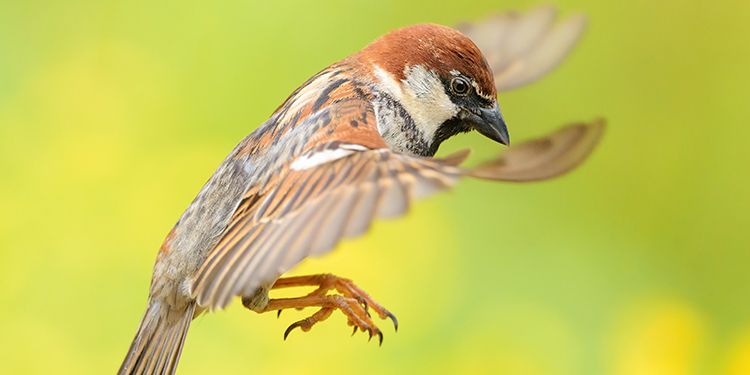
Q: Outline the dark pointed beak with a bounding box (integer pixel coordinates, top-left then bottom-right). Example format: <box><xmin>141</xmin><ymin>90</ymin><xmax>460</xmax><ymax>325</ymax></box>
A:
<box><xmin>471</xmin><ymin>103</ymin><xmax>510</xmax><ymax>146</ymax></box>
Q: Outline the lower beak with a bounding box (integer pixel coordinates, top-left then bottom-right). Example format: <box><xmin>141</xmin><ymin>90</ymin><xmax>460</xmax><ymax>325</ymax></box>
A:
<box><xmin>469</xmin><ymin>103</ymin><xmax>510</xmax><ymax>146</ymax></box>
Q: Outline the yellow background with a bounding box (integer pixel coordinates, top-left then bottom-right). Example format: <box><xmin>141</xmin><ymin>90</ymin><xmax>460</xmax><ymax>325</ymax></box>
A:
<box><xmin>1</xmin><ymin>0</ymin><xmax>749</xmax><ymax>374</ymax></box>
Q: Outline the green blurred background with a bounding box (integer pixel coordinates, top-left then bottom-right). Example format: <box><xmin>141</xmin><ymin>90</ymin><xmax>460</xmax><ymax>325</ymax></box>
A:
<box><xmin>1</xmin><ymin>0</ymin><xmax>749</xmax><ymax>374</ymax></box>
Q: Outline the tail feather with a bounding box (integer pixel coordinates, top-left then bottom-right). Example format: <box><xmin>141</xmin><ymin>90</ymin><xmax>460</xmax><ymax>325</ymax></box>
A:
<box><xmin>119</xmin><ymin>301</ymin><xmax>195</xmax><ymax>375</ymax></box>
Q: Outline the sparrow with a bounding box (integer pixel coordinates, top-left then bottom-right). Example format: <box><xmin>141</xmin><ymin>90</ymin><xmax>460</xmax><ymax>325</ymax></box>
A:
<box><xmin>119</xmin><ymin>6</ymin><xmax>603</xmax><ymax>375</ymax></box>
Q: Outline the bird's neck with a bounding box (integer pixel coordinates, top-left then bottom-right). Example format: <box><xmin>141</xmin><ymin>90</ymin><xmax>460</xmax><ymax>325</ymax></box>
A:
<box><xmin>371</xmin><ymin>90</ymin><xmax>434</xmax><ymax>157</ymax></box>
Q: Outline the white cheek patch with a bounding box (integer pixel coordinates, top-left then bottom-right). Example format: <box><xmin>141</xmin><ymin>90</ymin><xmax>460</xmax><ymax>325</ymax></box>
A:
<box><xmin>290</xmin><ymin>144</ymin><xmax>367</xmax><ymax>170</ymax></box>
<box><xmin>401</xmin><ymin>66</ymin><xmax>459</xmax><ymax>140</ymax></box>
<box><xmin>374</xmin><ymin>65</ymin><xmax>458</xmax><ymax>141</ymax></box>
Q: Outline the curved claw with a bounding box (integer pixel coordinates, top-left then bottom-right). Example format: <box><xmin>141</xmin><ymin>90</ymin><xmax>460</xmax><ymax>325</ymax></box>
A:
<box><xmin>283</xmin><ymin>321</ymin><xmax>304</xmax><ymax>340</ymax></box>
<box><xmin>277</xmin><ymin>310</ymin><xmax>282</xmax><ymax>318</ymax></box>
<box><xmin>351</xmin><ymin>325</ymin><xmax>358</xmax><ymax>336</ymax></box>
<box><xmin>364</xmin><ymin>328</ymin><xmax>383</xmax><ymax>345</ymax></box>
<box><xmin>356</xmin><ymin>297</ymin><xmax>370</xmax><ymax>317</ymax></box>
<box><xmin>386</xmin><ymin>311</ymin><xmax>399</xmax><ymax>332</ymax></box>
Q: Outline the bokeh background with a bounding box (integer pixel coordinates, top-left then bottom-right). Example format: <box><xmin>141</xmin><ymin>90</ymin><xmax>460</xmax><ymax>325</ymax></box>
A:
<box><xmin>1</xmin><ymin>0</ymin><xmax>749</xmax><ymax>374</ymax></box>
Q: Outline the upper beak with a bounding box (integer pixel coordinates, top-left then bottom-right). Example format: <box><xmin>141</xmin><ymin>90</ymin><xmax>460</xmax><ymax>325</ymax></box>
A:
<box><xmin>466</xmin><ymin>103</ymin><xmax>510</xmax><ymax>146</ymax></box>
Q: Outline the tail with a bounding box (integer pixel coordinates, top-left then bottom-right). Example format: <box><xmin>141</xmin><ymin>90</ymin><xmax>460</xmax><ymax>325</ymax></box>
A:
<box><xmin>118</xmin><ymin>300</ymin><xmax>196</xmax><ymax>375</ymax></box>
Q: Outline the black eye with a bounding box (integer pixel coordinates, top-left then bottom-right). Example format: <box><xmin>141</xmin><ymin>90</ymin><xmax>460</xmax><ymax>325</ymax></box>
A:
<box><xmin>450</xmin><ymin>77</ymin><xmax>471</xmax><ymax>96</ymax></box>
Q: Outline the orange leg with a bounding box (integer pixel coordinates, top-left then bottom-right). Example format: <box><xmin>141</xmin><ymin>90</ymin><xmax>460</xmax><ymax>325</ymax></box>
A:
<box><xmin>244</xmin><ymin>274</ymin><xmax>397</xmax><ymax>345</ymax></box>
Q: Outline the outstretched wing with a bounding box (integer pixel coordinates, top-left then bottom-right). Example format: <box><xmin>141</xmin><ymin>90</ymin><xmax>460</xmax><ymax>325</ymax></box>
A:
<box><xmin>458</xmin><ymin>5</ymin><xmax>588</xmax><ymax>92</ymax></box>
<box><xmin>192</xmin><ymin>145</ymin><xmax>469</xmax><ymax>309</ymax></box>
<box><xmin>190</xmin><ymin>117</ymin><xmax>604</xmax><ymax>310</ymax></box>
<box><xmin>471</xmin><ymin>119</ymin><xmax>605</xmax><ymax>182</ymax></box>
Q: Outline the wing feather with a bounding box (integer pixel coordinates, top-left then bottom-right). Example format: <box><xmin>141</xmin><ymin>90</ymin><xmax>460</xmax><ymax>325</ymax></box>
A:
<box><xmin>458</xmin><ymin>5</ymin><xmax>588</xmax><ymax>91</ymax></box>
<box><xmin>470</xmin><ymin>120</ymin><xmax>605</xmax><ymax>182</ymax></box>
<box><xmin>192</xmin><ymin>149</ymin><xmax>467</xmax><ymax>309</ymax></box>
<box><xmin>343</xmin><ymin>178</ymin><xmax>381</xmax><ymax>238</ymax></box>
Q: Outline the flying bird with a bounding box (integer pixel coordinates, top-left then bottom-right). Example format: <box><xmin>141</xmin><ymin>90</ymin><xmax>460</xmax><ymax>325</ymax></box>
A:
<box><xmin>119</xmin><ymin>6</ymin><xmax>603</xmax><ymax>375</ymax></box>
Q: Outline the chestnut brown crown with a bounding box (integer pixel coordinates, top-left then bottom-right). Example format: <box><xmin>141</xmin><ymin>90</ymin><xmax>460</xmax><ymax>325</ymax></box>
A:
<box><xmin>357</xmin><ymin>23</ymin><xmax>497</xmax><ymax>99</ymax></box>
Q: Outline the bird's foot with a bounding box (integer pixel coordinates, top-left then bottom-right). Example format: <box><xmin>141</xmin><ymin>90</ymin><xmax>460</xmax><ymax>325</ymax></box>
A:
<box><xmin>257</xmin><ymin>274</ymin><xmax>397</xmax><ymax>344</ymax></box>
<box><xmin>274</xmin><ymin>274</ymin><xmax>398</xmax><ymax>329</ymax></box>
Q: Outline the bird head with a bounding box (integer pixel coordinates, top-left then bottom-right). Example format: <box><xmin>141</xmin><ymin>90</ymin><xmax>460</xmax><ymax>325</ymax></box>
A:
<box><xmin>355</xmin><ymin>23</ymin><xmax>509</xmax><ymax>155</ymax></box>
